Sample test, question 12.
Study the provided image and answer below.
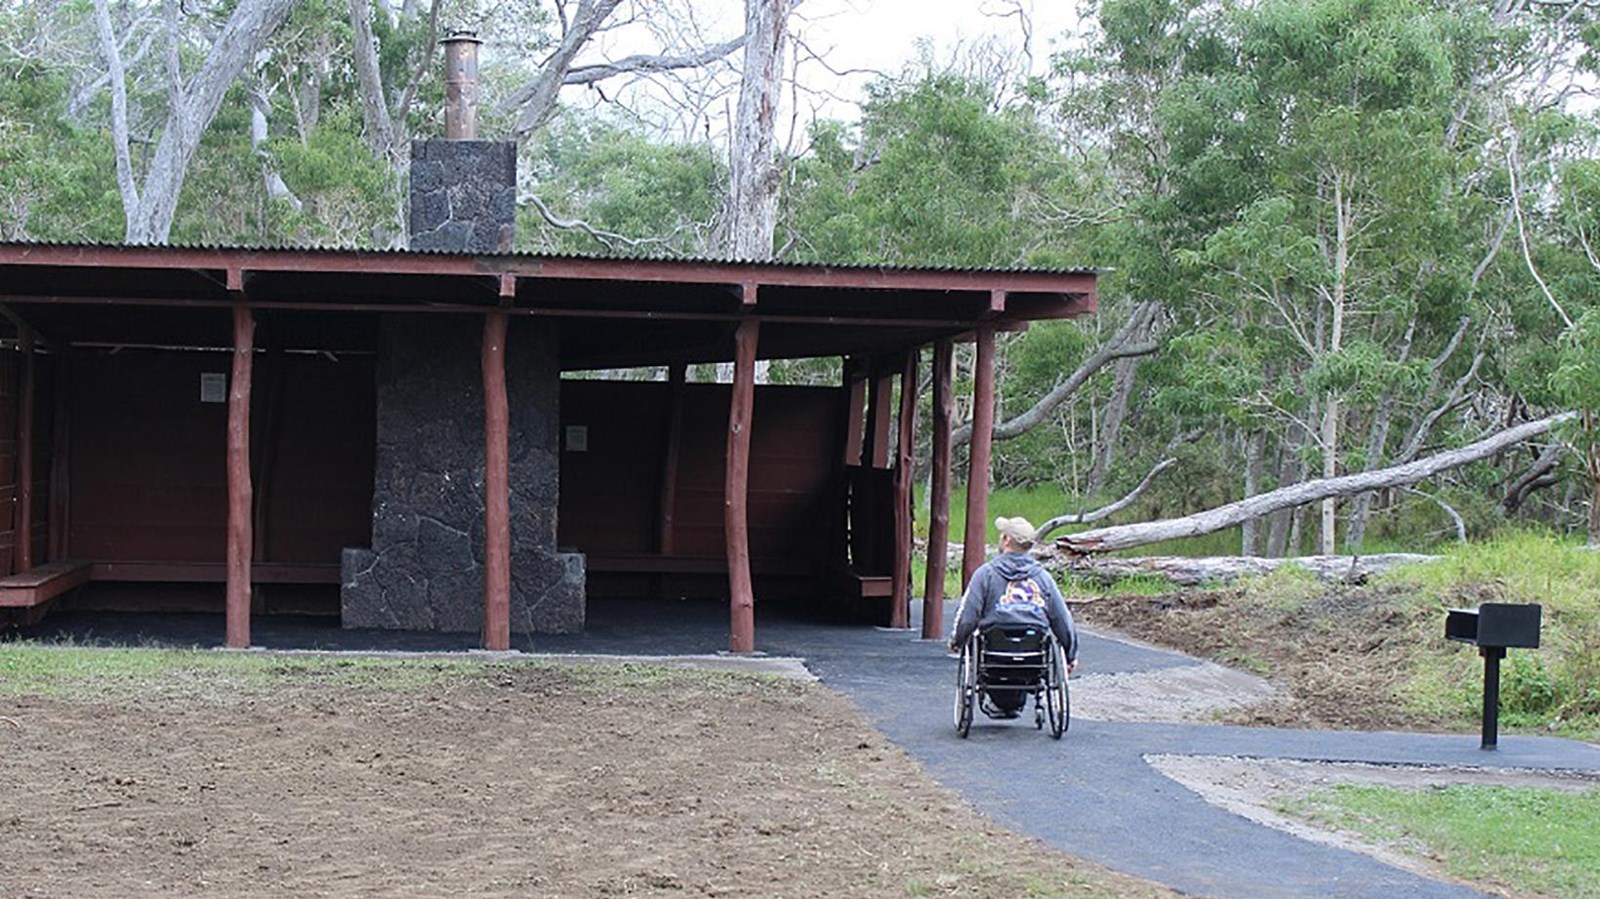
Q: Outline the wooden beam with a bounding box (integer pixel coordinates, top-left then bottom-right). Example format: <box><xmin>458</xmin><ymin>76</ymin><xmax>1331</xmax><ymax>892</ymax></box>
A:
<box><xmin>890</xmin><ymin>348</ymin><xmax>919</xmax><ymax>629</ymax></box>
<box><xmin>961</xmin><ymin>325</ymin><xmax>996</xmax><ymax>589</ymax></box>
<box><xmin>482</xmin><ymin>310</ymin><xmax>511</xmax><ymax>651</ymax></box>
<box><xmin>658</xmin><ymin>362</ymin><xmax>687</xmax><ymax>555</ymax></box>
<box><xmin>923</xmin><ymin>338</ymin><xmax>954</xmax><ymax>640</ymax></box>
<box><xmin>726</xmin><ymin>319</ymin><xmax>760</xmax><ymax>654</ymax></box>
<box><xmin>225</xmin><ymin>305</ymin><xmax>255</xmax><ymax>649</ymax></box>
<box><xmin>14</xmin><ymin>326</ymin><xmax>33</xmax><ymax>574</ymax></box>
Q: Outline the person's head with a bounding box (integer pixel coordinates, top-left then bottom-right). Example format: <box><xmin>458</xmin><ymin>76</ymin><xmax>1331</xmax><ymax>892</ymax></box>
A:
<box><xmin>994</xmin><ymin>516</ymin><xmax>1037</xmax><ymax>554</ymax></box>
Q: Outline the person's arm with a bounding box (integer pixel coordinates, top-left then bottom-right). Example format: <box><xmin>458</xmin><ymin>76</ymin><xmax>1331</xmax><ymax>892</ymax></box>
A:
<box><xmin>948</xmin><ymin>571</ymin><xmax>985</xmax><ymax>651</ymax></box>
<box><xmin>1040</xmin><ymin>574</ymin><xmax>1078</xmax><ymax>668</ymax></box>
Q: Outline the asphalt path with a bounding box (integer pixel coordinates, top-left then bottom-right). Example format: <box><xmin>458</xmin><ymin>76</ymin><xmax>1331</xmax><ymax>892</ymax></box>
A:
<box><xmin>14</xmin><ymin>599</ymin><xmax>1600</xmax><ymax>898</ymax></box>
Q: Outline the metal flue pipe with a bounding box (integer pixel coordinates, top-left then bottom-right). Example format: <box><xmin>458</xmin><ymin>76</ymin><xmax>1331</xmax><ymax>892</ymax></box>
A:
<box><xmin>442</xmin><ymin>32</ymin><xmax>483</xmax><ymax>139</ymax></box>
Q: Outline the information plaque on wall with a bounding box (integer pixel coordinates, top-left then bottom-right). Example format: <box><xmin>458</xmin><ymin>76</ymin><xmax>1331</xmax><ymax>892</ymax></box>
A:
<box><xmin>565</xmin><ymin>425</ymin><xmax>588</xmax><ymax>452</ymax></box>
<box><xmin>200</xmin><ymin>372</ymin><xmax>227</xmax><ymax>404</ymax></box>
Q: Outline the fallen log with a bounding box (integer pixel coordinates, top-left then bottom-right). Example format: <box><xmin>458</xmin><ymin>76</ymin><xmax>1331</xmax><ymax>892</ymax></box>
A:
<box><xmin>1036</xmin><ymin>552</ymin><xmax>1439</xmax><ymax>587</ymax></box>
<box><xmin>1055</xmin><ymin>411</ymin><xmax>1576</xmax><ymax>555</ymax></box>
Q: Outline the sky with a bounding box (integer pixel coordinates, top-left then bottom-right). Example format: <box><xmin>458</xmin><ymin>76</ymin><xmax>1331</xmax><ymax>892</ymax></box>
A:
<box><xmin>544</xmin><ymin>0</ymin><xmax>1084</xmax><ymax>143</ymax></box>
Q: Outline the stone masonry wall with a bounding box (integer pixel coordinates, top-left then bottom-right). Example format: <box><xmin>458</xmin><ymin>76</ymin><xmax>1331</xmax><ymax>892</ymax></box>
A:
<box><xmin>409</xmin><ymin>140</ymin><xmax>516</xmax><ymax>253</ymax></box>
<box><xmin>341</xmin><ymin>134</ymin><xmax>584</xmax><ymax>635</ymax></box>
<box><xmin>341</xmin><ymin>316</ymin><xmax>584</xmax><ymax>634</ymax></box>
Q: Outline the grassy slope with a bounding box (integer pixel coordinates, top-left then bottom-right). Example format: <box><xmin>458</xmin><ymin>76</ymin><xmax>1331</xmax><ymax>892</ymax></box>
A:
<box><xmin>1067</xmin><ymin>532</ymin><xmax>1600</xmax><ymax>742</ymax></box>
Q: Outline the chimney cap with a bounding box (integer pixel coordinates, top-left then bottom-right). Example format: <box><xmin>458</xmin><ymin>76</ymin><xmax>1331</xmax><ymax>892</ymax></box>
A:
<box><xmin>441</xmin><ymin>30</ymin><xmax>483</xmax><ymax>45</ymax></box>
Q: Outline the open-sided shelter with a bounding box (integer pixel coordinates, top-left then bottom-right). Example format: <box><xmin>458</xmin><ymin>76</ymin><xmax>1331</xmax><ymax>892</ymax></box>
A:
<box><xmin>0</xmin><ymin>241</ymin><xmax>1095</xmax><ymax>649</ymax></box>
<box><xmin>0</xmin><ymin>37</ymin><xmax>1096</xmax><ymax>650</ymax></box>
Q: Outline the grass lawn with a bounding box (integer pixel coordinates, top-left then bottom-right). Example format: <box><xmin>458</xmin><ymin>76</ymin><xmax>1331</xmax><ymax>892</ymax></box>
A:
<box><xmin>1280</xmin><ymin>784</ymin><xmax>1600</xmax><ymax>898</ymax></box>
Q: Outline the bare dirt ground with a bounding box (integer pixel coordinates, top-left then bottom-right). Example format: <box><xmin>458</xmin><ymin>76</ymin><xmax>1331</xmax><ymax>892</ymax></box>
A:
<box><xmin>0</xmin><ymin>661</ymin><xmax>1178</xmax><ymax>899</ymax></box>
<box><xmin>1073</xmin><ymin>586</ymin><xmax>1446</xmax><ymax>732</ymax></box>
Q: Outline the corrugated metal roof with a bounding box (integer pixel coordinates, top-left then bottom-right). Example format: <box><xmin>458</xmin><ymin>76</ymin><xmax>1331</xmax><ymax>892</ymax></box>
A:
<box><xmin>0</xmin><ymin>237</ymin><xmax>1099</xmax><ymax>277</ymax></box>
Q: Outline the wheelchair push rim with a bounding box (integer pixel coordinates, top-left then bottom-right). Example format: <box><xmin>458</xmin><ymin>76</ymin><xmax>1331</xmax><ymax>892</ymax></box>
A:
<box><xmin>953</xmin><ymin>640</ymin><xmax>976</xmax><ymax>738</ymax></box>
<box><xmin>1046</xmin><ymin>641</ymin><xmax>1070</xmax><ymax>739</ymax></box>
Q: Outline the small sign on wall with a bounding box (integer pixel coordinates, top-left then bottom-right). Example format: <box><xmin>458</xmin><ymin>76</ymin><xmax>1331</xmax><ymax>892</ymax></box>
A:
<box><xmin>200</xmin><ymin>372</ymin><xmax>227</xmax><ymax>404</ymax></box>
<box><xmin>565</xmin><ymin>425</ymin><xmax>588</xmax><ymax>452</ymax></box>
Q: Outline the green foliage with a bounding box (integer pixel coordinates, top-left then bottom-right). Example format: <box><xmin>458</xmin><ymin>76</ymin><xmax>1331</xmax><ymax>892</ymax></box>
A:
<box><xmin>787</xmin><ymin>73</ymin><xmax>1078</xmax><ymax>267</ymax></box>
<box><xmin>520</xmin><ymin>112</ymin><xmax>722</xmax><ymax>255</ymax></box>
<box><xmin>1280</xmin><ymin>784</ymin><xmax>1600</xmax><ymax>898</ymax></box>
<box><xmin>0</xmin><ymin>54</ymin><xmax>121</xmax><ymax>240</ymax></box>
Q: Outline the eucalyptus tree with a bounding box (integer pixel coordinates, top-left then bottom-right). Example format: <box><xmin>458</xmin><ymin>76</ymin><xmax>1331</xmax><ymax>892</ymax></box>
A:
<box><xmin>92</xmin><ymin>0</ymin><xmax>301</xmax><ymax>244</ymax></box>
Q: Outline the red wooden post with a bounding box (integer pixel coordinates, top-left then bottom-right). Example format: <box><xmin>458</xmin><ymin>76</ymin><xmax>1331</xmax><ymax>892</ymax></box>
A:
<box><xmin>658</xmin><ymin>362</ymin><xmax>686</xmax><ymax>555</ymax></box>
<box><xmin>225</xmin><ymin>305</ymin><xmax>255</xmax><ymax>649</ymax></box>
<box><xmin>14</xmin><ymin>326</ymin><xmax>33</xmax><ymax>574</ymax></box>
<box><xmin>843</xmin><ymin>358</ymin><xmax>866</xmax><ymax>466</ymax></box>
<box><xmin>867</xmin><ymin>364</ymin><xmax>894</xmax><ymax>469</ymax></box>
<box><xmin>961</xmin><ymin>325</ymin><xmax>996</xmax><ymax>589</ymax></box>
<box><xmin>726</xmin><ymin>318</ymin><xmax>760</xmax><ymax>653</ymax></box>
<box><xmin>482</xmin><ymin>310</ymin><xmax>511</xmax><ymax>651</ymax></box>
<box><xmin>923</xmin><ymin>338</ymin><xmax>954</xmax><ymax>640</ymax></box>
<box><xmin>47</xmin><ymin>349</ymin><xmax>70</xmax><ymax>561</ymax></box>
<box><xmin>890</xmin><ymin>348</ymin><xmax>918</xmax><ymax>629</ymax></box>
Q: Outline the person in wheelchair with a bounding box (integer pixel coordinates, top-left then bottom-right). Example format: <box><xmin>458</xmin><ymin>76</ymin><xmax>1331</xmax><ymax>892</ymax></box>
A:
<box><xmin>948</xmin><ymin>516</ymin><xmax>1078</xmax><ymax>719</ymax></box>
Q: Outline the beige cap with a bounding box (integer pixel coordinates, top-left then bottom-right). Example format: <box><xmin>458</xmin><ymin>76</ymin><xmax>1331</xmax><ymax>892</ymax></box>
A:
<box><xmin>994</xmin><ymin>516</ymin><xmax>1037</xmax><ymax>548</ymax></box>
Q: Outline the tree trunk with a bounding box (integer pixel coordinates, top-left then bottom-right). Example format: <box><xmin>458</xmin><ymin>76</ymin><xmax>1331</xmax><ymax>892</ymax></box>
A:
<box><xmin>1087</xmin><ymin>350</ymin><xmax>1139</xmax><ymax>495</ymax></box>
<box><xmin>1056</xmin><ymin>412</ymin><xmax>1576</xmax><ymax>555</ymax></box>
<box><xmin>724</xmin><ymin>0</ymin><xmax>790</xmax><ymax>260</ymax></box>
<box><xmin>1318</xmin><ymin>175</ymin><xmax>1350</xmax><ymax>555</ymax></box>
<box><xmin>1240</xmin><ymin>428</ymin><xmax>1266</xmax><ymax>555</ymax></box>
<box><xmin>954</xmin><ymin>301</ymin><xmax>1158</xmax><ymax>448</ymax></box>
<box><xmin>348</xmin><ymin>0</ymin><xmax>396</xmax><ymax>161</ymax></box>
<box><xmin>120</xmin><ymin>0</ymin><xmax>300</xmax><ymax>243</ymax></box>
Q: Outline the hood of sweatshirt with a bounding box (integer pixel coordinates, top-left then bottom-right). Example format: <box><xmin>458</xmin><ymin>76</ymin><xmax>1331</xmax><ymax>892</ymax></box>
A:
<box><xmin>990</xmin><ymin>551</ymin><xmax>1043</xmax><ymax>581</ymax></box>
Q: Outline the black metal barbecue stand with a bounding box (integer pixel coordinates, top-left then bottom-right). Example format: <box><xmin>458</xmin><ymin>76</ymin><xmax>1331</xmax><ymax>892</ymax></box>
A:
<box><xmin>1445</xmin><ymin>602</ymin><xmax>1542</xmax><ymax>750</ymax></box>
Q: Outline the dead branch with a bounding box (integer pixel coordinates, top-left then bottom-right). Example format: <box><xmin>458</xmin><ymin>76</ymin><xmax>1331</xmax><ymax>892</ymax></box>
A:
<box><xmin>1056</xmin><ymin>411</ymin><xmax>1578</xmax><ymax>555</ymax></box>
<box><xmin>1037</xmin><ymin>457</ymin><xmax>1177</xmax><ymax>540</ymax></box>
<box><xmin>521</xmin><ymin>193</ymin><xmax>679</xmax><ymax>253</ymax></box>
<box><xmin>953</xmin><ymin>301</ymin><xmax>1161</xmax><ymax>447</ymax></box>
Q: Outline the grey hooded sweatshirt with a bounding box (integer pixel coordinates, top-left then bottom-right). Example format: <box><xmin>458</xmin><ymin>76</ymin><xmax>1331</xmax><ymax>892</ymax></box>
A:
<box><xmin>950</xmin><ymin>551</ymin><xmax>1077</xmax><ymax>662</ymax></box>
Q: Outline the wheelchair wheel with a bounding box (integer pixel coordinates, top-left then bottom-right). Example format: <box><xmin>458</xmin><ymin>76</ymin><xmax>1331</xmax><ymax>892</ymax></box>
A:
<box><xmin>1046</xmin><ymin>642</ymin><xmax>1070</xmax><ymax>740</ymax></box>
<box><xmin>953</xmin><ymin>639</ymin><xmax>976</xmax><ymax>738</ymax></box>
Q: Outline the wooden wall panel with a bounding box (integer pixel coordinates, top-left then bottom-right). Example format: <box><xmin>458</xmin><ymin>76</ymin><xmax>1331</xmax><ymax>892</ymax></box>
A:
<box><xmin>558</xmin><ymin>380</ymin><xmax>844</xmax><ymax>567</ymax></box>
<box><xmin>259</xmin><ymin>354</ymin><xmax>376</xmax><ymax>563</ymax></box>
<box><xmin>67</xmin><ymin>349</ymin><xmax>374</xmax><ymax>569</ymax></box>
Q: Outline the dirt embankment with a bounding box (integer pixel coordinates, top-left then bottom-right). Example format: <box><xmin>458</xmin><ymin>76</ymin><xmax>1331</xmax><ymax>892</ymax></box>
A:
<box><xmin>1073</xmin><ymin>584</ymin><xmax>1449</xmax><ymax>732</ymax></box>
<box><xmin>0</xmin><ymin>664</ymin><xmax>1178</xmax><ymax>899</ymax></box>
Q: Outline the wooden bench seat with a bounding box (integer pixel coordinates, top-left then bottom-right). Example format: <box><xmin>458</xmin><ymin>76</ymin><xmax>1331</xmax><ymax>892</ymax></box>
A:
<box><xmin>0</xmin><ymin>559</ymin><xmax>93</xmax><ymax>608</ymax></box>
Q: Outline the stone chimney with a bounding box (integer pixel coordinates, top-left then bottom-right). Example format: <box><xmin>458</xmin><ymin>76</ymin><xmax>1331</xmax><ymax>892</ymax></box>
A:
<box><xmin>341</xmin><ymin>34</ymin><xmax>585</xmax><ymax>637</ymax></box>
<box><xmin>408</xmin><ymin>32</ymin><xmax>515</xmax><ymax>254</ymax></box>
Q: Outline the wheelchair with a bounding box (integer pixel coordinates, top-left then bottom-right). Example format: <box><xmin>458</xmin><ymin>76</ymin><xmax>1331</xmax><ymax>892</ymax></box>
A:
<box><xmin>953</xmin><ymin>624</ymin><xmax>1069</xmax><ymax>739</ymax></box>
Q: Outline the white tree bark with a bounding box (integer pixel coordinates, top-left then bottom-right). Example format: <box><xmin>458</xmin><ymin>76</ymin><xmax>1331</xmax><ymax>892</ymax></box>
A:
<box><xmin>1318</xmin><ymin>174</ymin><xmax>1350</xmax><ymax>555</ymax></box>
<box><xmin>111</xmin><ymin>0</ymin><xmax>301</xmax><ymax>244</ymax></box>
<box><xmin>724</xmin><ymin>0</ymin><xmax>791</xmax><ymax>260</ymax></box>
<box><xmin>1056</xmin><ymin>412</ymin><xmax>1577</xmax><ymax>555</ymax></box>
<box><xmin>347</xmin><ymin>0</ymin><xmax>396</xmax><ymax>159</ymax></box>
<box><xmin>92</xmin><ymin>0</ymin><xmax>139</xmax><ymax>221</ymax></box>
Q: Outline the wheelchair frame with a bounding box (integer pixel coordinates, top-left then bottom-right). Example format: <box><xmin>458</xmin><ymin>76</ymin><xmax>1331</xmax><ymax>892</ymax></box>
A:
<box><xmin>953</xmin><ymin>625</ymin><xmax>1069</xmax><ymax>739</ymax></box>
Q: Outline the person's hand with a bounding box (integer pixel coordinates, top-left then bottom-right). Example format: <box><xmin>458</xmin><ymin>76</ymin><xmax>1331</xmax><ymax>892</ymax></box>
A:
<box><xmin>1067</xmin><ymin>659</ymin><xmax>1079</xmax><ymax>675</ymax></box>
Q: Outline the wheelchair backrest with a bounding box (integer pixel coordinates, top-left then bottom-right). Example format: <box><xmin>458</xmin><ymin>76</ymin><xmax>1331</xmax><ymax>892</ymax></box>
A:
<box><xmin>981</xmin><ymin>625</ymin><xmax>1047</xmax><ymax>653</ymax></box>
